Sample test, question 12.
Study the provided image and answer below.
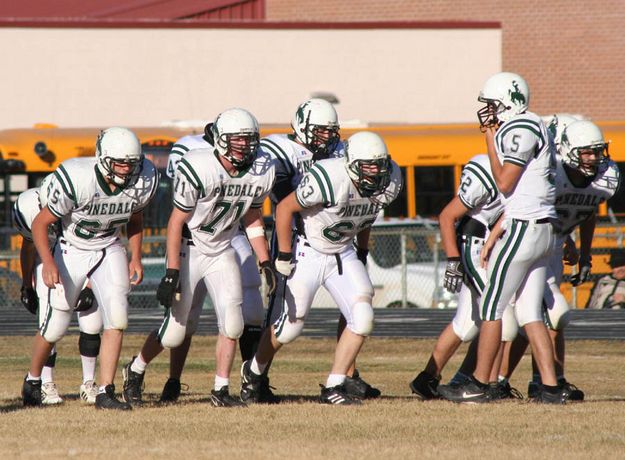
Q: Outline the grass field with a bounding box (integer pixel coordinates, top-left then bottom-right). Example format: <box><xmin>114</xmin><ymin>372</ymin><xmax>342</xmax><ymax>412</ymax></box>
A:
<box><xmin>2</xmin><ymin>335</ymin><xmax>625</xmax><ymax>459</ymax></box>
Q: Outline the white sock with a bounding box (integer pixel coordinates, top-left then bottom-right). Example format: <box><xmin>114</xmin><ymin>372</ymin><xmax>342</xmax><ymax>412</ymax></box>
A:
<box><xmin>98</xmin><ymin>385</ymin><xmax>107</xmax><ymax>394</ymax></box>
<box><xmin>81</xmin><ymin>356</ymin><xmax>97</xmax><ymax>383</ymax></box>
<box><xmin>214</xmin><ymin>375</ymin><xmax>229</xmax><ymax>391</ymax></box>
<box><xmin>27</xmin><ymin>372</ymin><xmax>41</xmax><ymax>381</ymax></box>
<box><xmin>326</xmin><ymin>374</ymin><xmax>346</xmax><ymax>388</ymax></box>
<box><xmin>250</xmin><ymin>357</ymin><xmax>267</xmax><ymax>376</ymax></box>
<box><xmin>130</xmin><ymin>354</ymin><xmax>148</xmax><ymax>374</ymax></box>
<box><xmin>498</xmin><ymin>375</ymin><xmax>508</xmax><ymax>384</ymax></box>
<box><xmin>41</xmin><ymin>366</ymin><xmax>54</xmax><ymax>384</ymax></box>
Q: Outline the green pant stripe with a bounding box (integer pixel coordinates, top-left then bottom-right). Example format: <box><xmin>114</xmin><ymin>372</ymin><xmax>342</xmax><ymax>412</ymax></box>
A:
<box><xmin>462</xmin><ymin>238</ymin><xmax>485</xmax><ymax>293</ymax></box>
<box><xmin>157</xmin><ymin>309</ymin><xmax>172</xmax><ymax>341</ymax></box>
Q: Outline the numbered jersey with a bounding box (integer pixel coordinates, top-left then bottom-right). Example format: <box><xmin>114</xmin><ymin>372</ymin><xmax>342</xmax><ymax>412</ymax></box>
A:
<box><xmin>260</xmin><ymin>134</ymin><xmax>344</xmax><ymax>203</ymax></box>
<box><xmin>45</xmin><ymin>157</ymin><xmax>159</xmax><ymax>250</ymax></box>
<box><xmin>295</xmin><ymin>157</ymin><xmax>402</xmax><ymax>254</ymax></box>
<box><xmin>458</xmin><ymin>154</ymin><xmax>503</xmax><ymax>228</ymax></box>
<box><xmin>555</xmin><ymin>158</ymin><xmax>620</xmax><ymax>235</ymax></box>
<box><xmin>13</xmin><ymin>174</ymin><xmax>60</xmax><ymax>243</ymax></box>
<box><xmin>173</xmin><ymin>149</ymin><xmax>275</xmax><ymax>255</ymax></box>
<box><xmin>167</xmin><ymin>134</ymin><xmax>212</xmax><ymax>179</ymax></box>
<box><xmin>494</xmin><ymin>111</ymin><xmax>557</xmax><ymax>220</ymax></box>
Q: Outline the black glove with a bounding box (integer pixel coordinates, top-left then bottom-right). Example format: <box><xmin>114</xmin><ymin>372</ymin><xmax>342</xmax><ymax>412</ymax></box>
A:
<box><xmin>75</xmin><ymin>287</ymin><xmax>96</xmax><ymax>312</ymax></box>
<box><xmin>20</xmin><ymin>286</ymin><xmax>38</xmax><ymax>315</ymax></box>
<box><xmin>356</xmin><ymin>247</ymin><xmax>369</xmax><ymax>266</ymax></box>
<box><xmin>570</xmin><ymin>261</ymin><xmax>591</xmax><ymax>286</ymax></box>
<box><xmin>157</xmin><ymin>268</ymin><xmax>180</xmax><ymax>308</ymax></box>
<box><xmin>259</xmin><ymin>260</ymin><xmax>277</xmax><ymax>296</ymax></box>
<box><xmin>443</xmin><ymin>257</ymin><xmax>464</xmax><ymax>293</ymax></box>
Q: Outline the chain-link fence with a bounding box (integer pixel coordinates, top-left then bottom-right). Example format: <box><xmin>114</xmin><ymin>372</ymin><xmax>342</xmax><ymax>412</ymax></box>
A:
<box><xmin>2</xmin><ymin>221</ymin><xmax>625</xmax><ymax>310</ymax></box>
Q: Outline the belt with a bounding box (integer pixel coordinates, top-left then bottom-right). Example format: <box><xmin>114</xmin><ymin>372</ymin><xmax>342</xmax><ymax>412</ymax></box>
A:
<box><xmin>296</xmin><ymin>236</ymin><xmax>311</xmax><ymax>247</ymax></box>
<box><xmin>181</xmin><ymin>237</ymin><xmax>195</xmax><ymax>246</ymax></box>
<box><xmin>458</xmin><ymin>216</ymin><xmax>487</xmax><ymax>239</ymax></box>
<box><xmin>512</xmin><ymin>217</ymin><xmax>551</xmax><ymax>224</ymax></box>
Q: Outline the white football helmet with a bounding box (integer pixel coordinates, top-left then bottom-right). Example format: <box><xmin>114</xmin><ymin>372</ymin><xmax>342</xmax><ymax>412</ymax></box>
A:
<box><xmin>96</xmin><ymin>127</ymin><xmax>143</xmax><ymax>187</ymax></box>
<box><xmin>477</xmin><ymin>72</ymin><xmax>530</xmax><ymax>129</ymax></box>
<box><xmin>291</xmin><ymin>98</ymin><xmax>340</xmax><ymax>160</ymax></box>
<box><xmin>545</xmin><ymin>113</ymin><xmax>585</xmax><ymax>149</ymax></box>
<box><xmin>211</xmin><ymin>108</ymin><xmax>259</xmax><ymax>170</ymax></box>
<box><xmin>560</xmin><ymin>120</ymin><xmax>609</xmax><ymax>176</ymax></box>
<box><xmin>344</xmin><ymin>131</ymin><xmax>391</xmax><ymax>197</ymax></box>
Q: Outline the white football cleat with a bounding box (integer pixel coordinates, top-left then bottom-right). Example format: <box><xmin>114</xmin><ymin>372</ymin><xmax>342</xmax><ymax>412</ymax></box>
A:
<box><xmin>41</xmin><ymin>381</ymin><xmax>64</xmax><ymax>405</ymax></box>
<box><xmin>80</xmin><ymin>380</ymin><xmax>98</xmax><ymax>404</ymax></box>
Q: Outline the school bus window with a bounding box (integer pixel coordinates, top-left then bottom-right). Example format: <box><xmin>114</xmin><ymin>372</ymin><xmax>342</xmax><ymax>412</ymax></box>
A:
<box><xmin>413</xmin><ymin>166</ymin><xmax>454</xmax><ymax>217</ymax></box>
<box><xmin>607</xmin><ymin>162</ymin><xmax>625</xmax><ymax>214</ymax></box>
<box><xmin>384</xmin><ymin>166</ymin><xmax>407</xmax><ymax>218</ymax></box>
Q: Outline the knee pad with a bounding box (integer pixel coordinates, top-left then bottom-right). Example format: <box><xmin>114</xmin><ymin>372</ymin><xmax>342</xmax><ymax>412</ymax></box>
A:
<box><xmin>501</xmin><ymin>306</ymin><xmax>519</xmax><ymax>342</ymax></box>
<box><xmin>45</xmin><ymin>352</ymin><xmax>57</xmax><ymax>368</ymax></box>
<box><xmin>103</xmin><ymin>296</ymin><xmax>128</xmax><ymax>330</ymax></box>
<box><xmin>349</xmin><ymin>302</ymin><xmax>374</xmax><ymax>336</ymax></box>
<box><xmin>452</xmin><ymin>321</ymin><xmax>479</xmax><ymax>342</ymax></box>
<box><xmin>274</xmin><ymin>314</ymin><xmax>304</xmax><ymax>344</ymax></box>
<box><xmin>40</xmin><ymin>309</ymin><xmax>71</xmax><ymax>343</ymax></box>
<box><xmin>221</xmin><ymin>303</ymin><xmax>244</xmax><ymax>339</ymax></box>
<box><xmin>79</xmin><ymin>332</ymin><xmax>101</xmax><ymax>358</ymax></box>
<box><xmin>543</xmin><ymin>298</ymin><xmax>571</xmax><ymax>331</ymax></box>
<box><xmin>158</xmin><ymin>317</ymin><xmax>187</xmax><ymax>349</ymax></box>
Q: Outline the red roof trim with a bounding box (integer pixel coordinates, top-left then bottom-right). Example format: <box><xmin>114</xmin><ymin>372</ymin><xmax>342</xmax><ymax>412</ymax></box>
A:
<box><xmin>0</xmin><ymin>19</ymin><xmax>500</xmax><ymax>29</ymax></box>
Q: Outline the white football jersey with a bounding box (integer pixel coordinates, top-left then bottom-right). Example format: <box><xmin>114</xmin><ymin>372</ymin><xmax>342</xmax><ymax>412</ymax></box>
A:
<box><xmin>173</xmin><ymin>149</ymin><xmax>275</xmax><ymax>255</ymax></box>
<box><xmin>167</xmin><ymin>134</ymin><xmax>212</xmax><ymax>179</ymax></box>
<box><xmin>458</xmin><ymin>154</ymin><xmax>503</xmax><ymax>228</ymax></box>
<box><xmin>494</xmin><ymin>111</ymin><xmax>557</xmax><ymax>220</ymax></box>
<box><xmin>555</xmin><ymin>158</ymin><xmax>620</xmax><ymax>235</ymax></box>
<box><xmin>13</xmin><ymin>188</ymin><xmax>42</xmax><ymax>242</ymax></box>
<box><xmin>295</xmin><ymin>157</ymin><xmax>402</xmax><ymax>254</ymax></box>
<box><xmin>45</xmin><ymin>157</ymin><xmax>159</xmax><ymax>250</ymax></box>
<box><xmin>260</xmin><ymin>134</ymin><xmax>344</xmax><ymax>203</ymax></box>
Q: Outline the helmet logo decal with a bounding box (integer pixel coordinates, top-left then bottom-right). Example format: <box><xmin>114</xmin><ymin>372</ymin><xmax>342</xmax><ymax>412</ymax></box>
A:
<box><xmin>509</xmin><ymin>81</ymin><xmax>526</xmax><ymax>106</ymax></box>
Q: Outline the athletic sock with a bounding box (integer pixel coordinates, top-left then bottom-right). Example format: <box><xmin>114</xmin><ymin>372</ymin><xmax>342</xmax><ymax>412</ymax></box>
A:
<box><xmin>27</xmin><ymin>372</ymin><xmax>41</xmax><ymax>381</ymax></box>
<box><xmin>81</xmin><ymin>356</ymin><xmax>97</xmax><ymax>383</ymax></box>
<box><xmin>41</xmin><ymin>366</ymin><xmax>54</xmax><ymax>384</ymax></box>
<box><xmin>250</xmin><ymin>357</ymin><xmax>266</xmax><ymax>376</ymax></box>
<box><xmin>214</xmin><ymin>375</ymin><xmax>229</xmax><ymax>391</ymax></box>
<box><xmin>131</xmin><ymin>354</ymin><xmax>148</xmax><ymax>374</ymax></box>
<box><xmin>326</xmin><ymin>374</ymin><xmax>346</xmax><ymax>388</ymax></box>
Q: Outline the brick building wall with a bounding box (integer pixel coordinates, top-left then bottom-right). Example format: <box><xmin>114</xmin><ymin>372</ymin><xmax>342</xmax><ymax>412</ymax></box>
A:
<box><xmin>267</xmin><ymin>1</ymin><xmax>625</xmax><ymax>121</ymax></box>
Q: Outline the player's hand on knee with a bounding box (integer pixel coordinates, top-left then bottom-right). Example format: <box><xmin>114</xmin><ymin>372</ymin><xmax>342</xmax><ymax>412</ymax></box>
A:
<box><xmin>157</xmin><ymin>268</ymin><xmax>180</xmax><ymax>308</ymax></box>
<box><xmin>443</xmin><ymin>257</ymin><xmax>464</xmax><ymax>293</ymax></box>
<box><xmin>20</xmin><ymin>285</ymin><xmax>38</xmax><ymax>314</ymax></box>
<box><xmin>275</xmin><ymin>251</ymin><xmax>294</xmax><ymax>277</ymax></box>
<box><xmin>259</xmin><ymin>260</ymin><xmax>277</xmax><ymax>296</ymax></box>
<box><xmin>75</xmin><ymin>287</ymin><xmax>95</xmax><ymax>312</ymax></box>
<box><xmin>42</xmin><ymin>261</ymin><xmax>60</xmax><ymax>288</ymax></box>
<box><xmin>570</xmin><ymin>261</ymin><xmax>591</xmax><ymax>286</ymax></box>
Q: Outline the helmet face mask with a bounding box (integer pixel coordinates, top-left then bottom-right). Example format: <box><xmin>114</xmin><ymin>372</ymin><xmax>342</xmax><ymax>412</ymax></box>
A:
<box><xmin>560</xmin><ymin>120</ymin><xmax>609</xmax><ymax>177</ymax></box>
<box><xmin>344</xmin><ymin>132</ymin><xmax>391</xmax><ymax>197</ymax></box>
<box><xmin>96</xmin><ymin>127</ymin><xmax>143</xmax><ymax>187</ymax></box>
<box><xmin>292</xmin><ymin>99</ymin><xmax>340</xmax><ymax>160</ymax></box>
<box><xmin>211</xmin><ymin>108</ymin><xmax>260</xmax><ymax>171</ymax></box>
<box><xmin>477</xmin><ymin>72</ymin><xmax>530</xmax><ymax>130</ymax></box>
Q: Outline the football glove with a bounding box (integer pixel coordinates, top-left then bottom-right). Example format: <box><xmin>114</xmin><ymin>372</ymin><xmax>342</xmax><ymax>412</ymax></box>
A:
<box><xmin>275</xmin><ymin>251</ymin><xmax>294</xmax><ymax>277</ymax></box>
<box><xmin>356</xmin><ymin>247</ymin><xmax>369</xmax><ymax>266</ymax></box>
<box><xmin>157</xmin><ymin>268</ymin><xmax>180</xmax><ymax>308</ymax></box>
<box><xmin>20</xmin><ymin>286</ymin><xmax>38</xmax><ymax>315</ymax></box>
<box><xmin>570</xmin><ymin>261</ymin><xmax>591</xmax><ymax>286</ymax></box>
<box><xmin>259</xmin><ymin>260</ymin><xmax>277</xmax><ymax>296</ymax></box>
<box><xmin>75</xmin><ymin>287</ymin><xmax>96</xmax><ymax>312</ymax></box>
<box><xmin>443</xmin><ymin>257</ymin><xmax>464</xmax><ymax>293</ymax></box>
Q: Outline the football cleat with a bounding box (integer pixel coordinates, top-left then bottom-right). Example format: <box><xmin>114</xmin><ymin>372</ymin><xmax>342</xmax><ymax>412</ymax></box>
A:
<box><xmin>22</xmin><ymin>376</ymin><xmax>42</xmax><ymax>407</ymax></box>
<box><xmin>438</xmin><ymin>377</ymin><xmax>491</xmax><ymax>404</ymax></box>
<box><xmin>527</xmin><ymin>381</ymin><xmax>540</xmax><ymax>400</ymax></box>
<box><xmin>319</xmin><ymin>384</ymin><xmax>362</xmax><ymax>405</ymax></box>
<box><xmin>409</xmin><ymin>371</ymin><xmax>440</xmax><ymax>400</ymax></box>
<box><xmin>210</xmin><ymin>387</ymin><xmax>246</xmax><ymax>408</ymax></box>
<box><xmin>95</xmin><ymin>384</ymin><xmax>132</xmax><ymax>410</ymax></box>
<box><xmin>559</xmin><ymin>379</ymin><xmax>585</xmax><ymax>401</ymax></box>
<box><xmin>489</xmin><ymin>381</ymin><xmax>523</xmax><ymax>401</ymax></box>
<box><xmin>344</xmin><ymin>369</ymin><xmax>381</xmax><ymax>399</ymax></box>
<box><xmin>41</xmin><ymin>381</ymin><xmax>64</xmax><ymax>405</ymax></box>
<box><xmin>80</xmin><ymin>380</ymin><xmax>98</xmax><ymax>404</ymax></box>
<box><xmin>535</xmin><ymin>385</ymin><xmax>572</xmax><ymax>405</ymax></box>
<box><xmin>240</xmin><ymin>360</ymin><xmax>280</xmax><ymax>404</ymax></box>
<box><xmin>159</xmin><ymin>378</ymin><xmax>182</xmax><ymax>403</ymax></box>
<box><xmin>122</xmin><ymin>357</ymin><xmax>145</xmax><ymax>406</ymax></box>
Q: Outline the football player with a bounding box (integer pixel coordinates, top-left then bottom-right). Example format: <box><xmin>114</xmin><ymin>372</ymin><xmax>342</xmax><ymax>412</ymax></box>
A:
<box><xmin>13</xmin><ymin>176</ymin><xmax>102</xmax><ymax>405</ymax></box>
<box><xmin>439</xmin><ymin>72</ymin><xmax>569</xmax><ymax>404</ymax></box>
<box><xmin>241</xmin><ymin>131</ymin><xmax>402</xmax><ymax>405</ymax></box>
<box><xmin>22</xmin><ymin>127</ymin><xmax>158</xmax><ymax>410</ymax></box>
<box><xmin>122</xmin><ymin>108</ymin><xmax>275</xmax><ymax>408</ymax></box>
<box><xmin>408</xmin><ymin>154</ymin><xmax>521</xmax><ymax>400</ymax></box>
<box><xmin>131</xmin><ymin>120</ymin><xmax>269</xmax><ymax>404</ymax></box>
<box><xmin>499</xmin><ymin>119</ymin><xmax>620</xmax><ymax>400</ymax></box>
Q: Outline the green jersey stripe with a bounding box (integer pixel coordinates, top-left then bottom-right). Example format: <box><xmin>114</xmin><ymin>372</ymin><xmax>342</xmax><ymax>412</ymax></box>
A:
<box><xmin>503</xmin><ymin>157</ymin><xmax>527</xmax><ymax>167</ymax></box>
<box><xmin>173</xmin><ymin>200</ymin><xmax>193</xmax><ymax>212</ymax></box>
<box><xmin>458</xmin><ymin>194</ymin><xmax>474</xmax><ymax>210</ymax></box>
<box><xmin>178</xmin><ymin>159</ymin><xmax>204</xmax><ymax>193</ymax></box>
<box><xmin>465</xmin><ymin>161</ymin><xmax>498</xmax><ymax>197</ymax></box>
<box><xmin>308</xmin><ymin>168</ymin><xmax>329</xmax><ymax>205</ymax></box>
<box><xmin>496</xmin><ymin>123</ymin><xmax>544</xmax><ymax>153</ymax></box>
<box><xmin>261</xmin><ymin>139</ymin><xmax>295</xmax><ymax>177</ymax></box>
<box><xmin>316</xmin><ymin>164</ymin><xmax>335</xmax><ymax>206</ymax></box>
<box><xmin>463</xmin><ymin>164</ymin><xmax>497</xmax><ymax>202</ymax></box>
<box><xmin>57</xmin><ymin>165</ymin><xmax>77</xmax><ymax>202</ymax></box>
<box><xmin>53</xmin><ymin>171</ymin><xmax>74</xmax><ymax>202</ymax></box>
<box><xmin>171</xmin><ymin>143</ymin><xmax>190</xmax><ymax>152</ymax></box>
